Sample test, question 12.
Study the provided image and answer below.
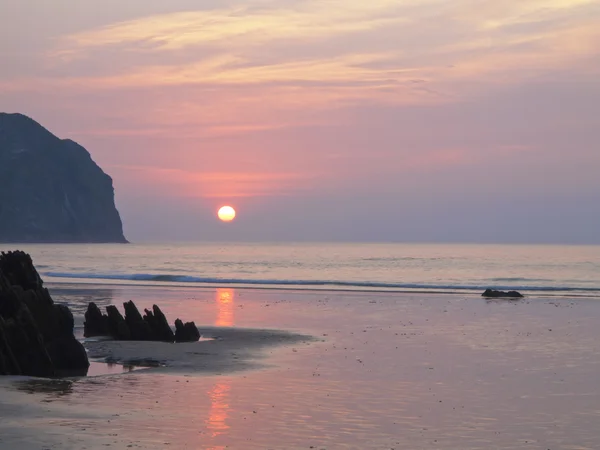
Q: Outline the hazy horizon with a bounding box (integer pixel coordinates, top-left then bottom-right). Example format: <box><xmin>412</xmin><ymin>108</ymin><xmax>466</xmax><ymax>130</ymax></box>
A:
<box><xmin>1</xmin><ymin>0</ymin><xmax>599</xmax><ymax>244</ymax></box>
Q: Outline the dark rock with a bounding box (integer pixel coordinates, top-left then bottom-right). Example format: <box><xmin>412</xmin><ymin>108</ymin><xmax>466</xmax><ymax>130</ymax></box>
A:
<box><xmin>482</xmin><ymin>289</ymin><xmax>524</xmax><ymax>298</ymax></box>
<box><xmin>84</xmin><ymin>299</ymin><xmax>196</xmax><ymax>344</ymax></box>
<box><xmin>53</xmin><ymin>304</ymin><xmax>75</xmax><ymax>337</ymax></box>
<box><xmin>0</xmin><ymin>250</ymin><xmax>88</xmax><ymax>377</ymax></box>
<box><xmin>123</xmin><ymin>300</ymin><xmax>152</xmax><ymax>341</ymax></box>
<box><xmin>142</xmin><ymin>308</ymin><xmax>158</xmax><ymax>338</ymax></box>
<box><xmin>84</xmin><ymin>302</ymin><xmax>109</xmax><ymax>337</ymax></box>
<box><xmin>21</xmin><ymin>290</ymin><xmax>74</xmax><ymax>341</ymax></box>
<box><xmin>106</xmin><ymin>305</ymin><xmax>131</xmax><ymax>340</ymax></box>
<box><xmin>150</xmin><ymin>305</ymin><xmax>175</xmax><ymax>342</ymax></box>
<box><xmin>174</xmin><ymin>319</ymin><xmax>185</xmax><ymax>341</ymax></box>
<box><xmin>0</xmin><ymin>302</ymin><xmax>55</xmax><ymax>377</ymax></box>
<box><xmin>0</xmin><ymin>316</ymin><xmax>22</xmax><ymax>374</ymax></box>
<box><xmin>0</xmin><ymin>251</ymin><xmax>43</xmax><ymax>290</ymax></box>
<box><xmin>142</xmin><ymin>305</ymin><xmax>175</xmax><ymax>342</ymax></box>
<box><xmin>184</xmin><ymin>322</ymin><xmax>200</xmax><ymax>341</ymax></box>
<box><xmin>45</xmin><ymin>337</ymin><xmax>89</xmax><ymax>377</ymax></box>
<box><xmin>175</xmin><ymin>319</ymin><xmax>200</xmax><ymax>343</ymax></box>
<box><xmin>0</xmin><ymin>287</ymin><xmax>22</xmax><ymax>321</ymax></box>
<box><xmin>0</xmin><ymin>112</ymin><xmax>128</xmax><ymax>243</ymax></box>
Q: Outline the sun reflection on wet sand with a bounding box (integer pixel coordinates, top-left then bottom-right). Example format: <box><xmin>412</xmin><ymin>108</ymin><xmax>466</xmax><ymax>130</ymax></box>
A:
<box><xmin>206</xmin><ymin>288</ymin><xmax>234</xmax><ymax>448</ymax></box>
<box><xmin>205</xmin><ymin>382</ymin><xmax>231</xmax><ymax>443</ymax></box>
<box><xmin>215</xmin><ymin>288</ymin><xmax>234</xmax><ymax>327</ymax></box>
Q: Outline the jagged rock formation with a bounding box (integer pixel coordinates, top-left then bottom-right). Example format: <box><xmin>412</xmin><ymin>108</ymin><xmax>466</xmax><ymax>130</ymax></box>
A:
<box><xmin>0</xmin><ymin>112</ymin><xmax>127</xmax><ymax>243</ymax></box>
<box><xmin>0</xmin><ymin>251</ymin><xmax>89</xmax><ymax>376</ymax></box>
<box><xmin>84</xmin><ymin>301</ymin><xmax>200</xmax><ymax>343</ymax></box>
<box><xmin>82</xmin><ymin>302</ymin><xmax>109</xmax><ymax>337</ymax></box>
<box><xmin>123</xmin><ymin>300</ymin><xmax>152</xmax><ymax>341</ymax></box>
<box><xmin>482</xmin><ymin>289</ymin><xmax>524</xmax><ymax>298</ymax></box>
<box><xmin>175</xmin><ymin>319</ymin><xmax>201</xmax><ymax>342</ymax></box>
<box><xmin>106</xmin><ymin>305</ymin><xmax>131</xmax><ymax>341</ymax></box>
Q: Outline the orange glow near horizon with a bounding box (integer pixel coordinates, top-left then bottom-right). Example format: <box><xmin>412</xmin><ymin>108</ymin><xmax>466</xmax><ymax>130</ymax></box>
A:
<box><xmin>215</xmin><ymin>288</ymin><xmax>234</xmax><ymax>327</ymax></box>
<box><xmin>108</xmin><ymin>166</ymin><xmax>317</xmax><ymax>200</ymax></box>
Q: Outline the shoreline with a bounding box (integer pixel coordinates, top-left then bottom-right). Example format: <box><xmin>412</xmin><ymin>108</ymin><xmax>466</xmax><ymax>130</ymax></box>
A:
<box><xmin>45</xmin><ymin>279</ymin><xmax>600</xmax><ymax>299</ymax></box>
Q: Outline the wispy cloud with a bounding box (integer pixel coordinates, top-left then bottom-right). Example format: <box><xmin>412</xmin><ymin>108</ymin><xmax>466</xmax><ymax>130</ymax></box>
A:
<box><xmin>54</xmin><ymin>1</ymin><xmax>409</xmax><ymax>54</ymax></box>
<box><xmin>48</xmin><ymin>0</ymin><xmax>599</xmax><ymax>88</ymax></box>
<box><xmin>2</xmin><ymin>0</ymin><xmax>596</xmax><ymax>116</ymax></box>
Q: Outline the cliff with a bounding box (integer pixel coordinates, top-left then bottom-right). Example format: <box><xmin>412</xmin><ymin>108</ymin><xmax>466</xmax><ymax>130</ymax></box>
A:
<box><xmin>0</xmin><ymin>113</ymin><xmax>127</xmax><ymax>243</ymax></box>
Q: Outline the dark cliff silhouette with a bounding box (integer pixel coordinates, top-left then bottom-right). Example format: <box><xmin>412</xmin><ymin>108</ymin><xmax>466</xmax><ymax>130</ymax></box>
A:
<box><xmin>0</xmin><ymin>113</ymin><xmax>127</xmax><ymax>243</ymax></box>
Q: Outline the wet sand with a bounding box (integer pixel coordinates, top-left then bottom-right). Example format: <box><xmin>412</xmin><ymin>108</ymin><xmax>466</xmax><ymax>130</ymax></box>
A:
<box><xmin>85</xmin><ymin>327</ymin><xmax>314</xmax><ymax>374</ymax></box>
<box><xmin>1</xmin><ymin>286</ymin><xmax>600</xmax><ymax>449</ymax></box>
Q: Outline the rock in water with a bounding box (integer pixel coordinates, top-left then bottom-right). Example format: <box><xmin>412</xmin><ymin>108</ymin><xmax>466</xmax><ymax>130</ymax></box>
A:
<box><xmin>150</xmin><ymin>305</ymin><xmax>175</xmax><ymax>342</ymax></box>
<box><xmin>0</xmin><ymin>250</ymin><xmax>89</xmax><ymax>376</ymax></box>
<box><xmin>45</xmin><ymin>336</ymin><xmax>89</xmax><ymax>376</ymax></box>
<box><xmin>106</xmin><ymin>305</ymin><xmax>131</xmax><ymax>340</ymax></box>
<box><xmin>0</xmin><ymin>112</ymin><xmax>127</xmax><ymax>243</ymax></box>
<box><xmin>141</xmin><ymin>306</ymin><xmax>175</xmax><ymax>342</ymax></box>
<box><xmin>0</xmin><ymin>299</ymin><xmax>55</xmax><ymax>377</ymax></box>
<box><xmin>84</xmin><ymin>302</ymin><xmax>109</xmax><ymax>337</ymax></box>
<box><xmin>83</xmin><ymin>300</ymin><xmax>198</xmax><ymax>343</ymax></box>
<box><xmin>174</xmin><ymin>319</ymin><xmax>200</xmax><ymax>342</ymax></box>
<box><xmin>123</xmin><ymin>300</ymin><xmax>152</xmax><ymax>341</ymax></box>
<box><xmin>482</xmin><ymin>289</ymin><xmax>524</xmax><ymax>298</ymax></box>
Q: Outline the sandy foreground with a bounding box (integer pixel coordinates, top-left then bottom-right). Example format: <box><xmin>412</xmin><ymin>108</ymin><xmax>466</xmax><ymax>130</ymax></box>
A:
<box><xmin>1</xmin><ymin>285</ymin><xmax>600</xmax><ymax>449</ymax></box>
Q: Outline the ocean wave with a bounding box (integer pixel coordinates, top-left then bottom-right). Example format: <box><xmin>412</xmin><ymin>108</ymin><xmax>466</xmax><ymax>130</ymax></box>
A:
<box><xmin>42</xmin><ymin>271</ymin><xmax>600</xmax><ymax>293</ymax></box>
<box><xmin>490</xmin><ymin>277</ymin><xmax>552</xmax><ymax>282</ymax></box>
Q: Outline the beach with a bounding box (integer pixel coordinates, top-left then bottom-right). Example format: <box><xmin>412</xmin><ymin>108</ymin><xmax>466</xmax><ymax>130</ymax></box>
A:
<box><xmin>1</xmin><ymin>284</ymin><xmax>599</xmax><ymax>449</ymax></box>
<box><xmin>3</xmin><ymin>0</ymin><xmax>600</xmax><ymax>445</ymax></box>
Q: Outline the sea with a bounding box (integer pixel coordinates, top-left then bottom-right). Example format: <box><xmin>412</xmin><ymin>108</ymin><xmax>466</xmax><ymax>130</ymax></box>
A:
<box><xmin>3</xmin><ymin>242</ymin><xmax>600</xmax><ymax>449</ymax></box>
<box><xmin>3</xmin><ymin>242</ymin><xmax>599</xmax><ymax>297</ymax></box>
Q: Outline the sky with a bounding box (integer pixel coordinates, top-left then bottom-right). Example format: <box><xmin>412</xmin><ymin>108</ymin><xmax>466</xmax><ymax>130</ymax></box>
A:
<box><xmin>1</xmin><ymin>0</ymin><xmax>599</xmax><ymax>243</ymax></box>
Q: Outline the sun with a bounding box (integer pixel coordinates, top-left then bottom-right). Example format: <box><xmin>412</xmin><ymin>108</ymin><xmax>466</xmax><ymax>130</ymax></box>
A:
<box><xmin>217</xmin><ymin>206</ymin><xmax>236</xmax><ymax>222</ymax></box>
